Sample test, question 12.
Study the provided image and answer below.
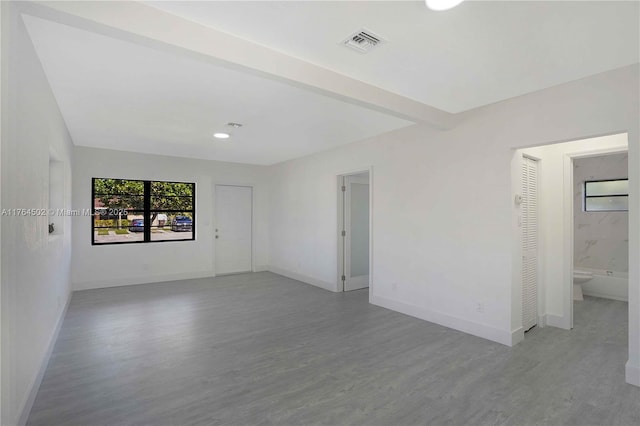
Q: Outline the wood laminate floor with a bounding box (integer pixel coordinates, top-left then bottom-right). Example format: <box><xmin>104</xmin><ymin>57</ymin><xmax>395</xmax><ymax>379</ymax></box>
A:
<box><xmin>28</xmin><ymin>272</ymin><xmax>639</xmax><ymax>426</ymax></box>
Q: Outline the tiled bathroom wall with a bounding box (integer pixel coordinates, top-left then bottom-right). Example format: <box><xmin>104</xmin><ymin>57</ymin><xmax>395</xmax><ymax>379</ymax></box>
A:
<box><xmin>574</xmin><ymin>152</ymin><xmax>628</xmax><ymax>272</ymax></box>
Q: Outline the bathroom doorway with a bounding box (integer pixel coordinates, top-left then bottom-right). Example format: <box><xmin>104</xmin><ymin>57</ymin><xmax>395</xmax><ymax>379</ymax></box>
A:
<box><xmin>571</xmin><ymin>152</ymin><xmax>629</xmax><ymax>318</ymax></box>
<box><xmin>514</xmin><ymin>133</ymin><xmax>629</xmax><ymax>333</ymax></box>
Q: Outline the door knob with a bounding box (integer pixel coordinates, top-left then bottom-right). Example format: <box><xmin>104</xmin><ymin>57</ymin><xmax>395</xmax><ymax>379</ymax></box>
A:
<box><xmin>215</xmin><ymin>235</ymin><xmax>219</xmax><ymax>239</ymax></box>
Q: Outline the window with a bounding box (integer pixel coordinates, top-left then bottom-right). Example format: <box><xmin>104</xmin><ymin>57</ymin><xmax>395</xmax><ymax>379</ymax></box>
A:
<box><xmin>584</xmin><ymin>179</ymin><xmax>628</xmax><ymax>212</ymax></box>
<box><xmin>92</xmin><ymin>178</ymin><xmax>195</xmax><ymax>245</ymax></box>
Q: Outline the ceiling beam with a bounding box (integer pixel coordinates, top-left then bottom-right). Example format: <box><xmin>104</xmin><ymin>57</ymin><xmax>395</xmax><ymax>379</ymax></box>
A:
<box><xmin>28</xmin><ymin>0</ymin><xmax>457</xmax><ymax>129</ymax></box>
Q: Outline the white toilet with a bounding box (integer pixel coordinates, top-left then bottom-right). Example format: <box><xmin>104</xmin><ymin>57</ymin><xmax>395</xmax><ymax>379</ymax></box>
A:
<box><xmin>573</xmin><ymin>269</ymin><xmax>593</xmax><ymax>301</ymax></box>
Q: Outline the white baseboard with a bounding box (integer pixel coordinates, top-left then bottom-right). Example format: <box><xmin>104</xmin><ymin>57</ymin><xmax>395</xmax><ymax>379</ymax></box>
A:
<box><xmin>267</xmin><ymin>266</ymin><xmax>338</xmax><ymax>292</ymax></box>
<box><xmin>544</xmin><ymin>313</ymin><xmax>570</xmax><ymax>330</ymax></box>
<box><xmin>371</xmin><ymin>295</ymin><xmax>513</xmax><ymax>346</ymax></box>
<box><xmin>16</xmin><ymin>292</ymin><xmax>71</xmax><ymax>426</ymax></box>
<box><xmin>537</xmin><ymin>314</ymin><xmax>547</xmax><ymax>328</ymax></box>
<box><xmin>511</xmin><ymin>327</ymin><xmax>525</xmax><ymax>346</ymax></box>
<box><xmin>626</xmin><ymin>361</ymin><xmax>640</xmax><ymax>387</ymax></box>
<box><xmin>73</xmin><ymin>271</ymin><xmax>215</xmax><ymax>291</ymax></box>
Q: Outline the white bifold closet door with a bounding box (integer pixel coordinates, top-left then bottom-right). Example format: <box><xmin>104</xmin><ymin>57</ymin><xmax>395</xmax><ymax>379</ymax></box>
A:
<box><xmin>521</xmin><ymin>156</ymin><xmax>539</xmax><ymax>332</ymax></box>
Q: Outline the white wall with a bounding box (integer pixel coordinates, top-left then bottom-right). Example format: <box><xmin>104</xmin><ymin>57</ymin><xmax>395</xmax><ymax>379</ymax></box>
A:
<box><xmin>1</xmin><ymin>4</ymin><xmax>74</xmax><ymax>425</ymax></box>
<box><xmin>518</xmin><ymin>134</ymin><xmax>629</xmax><ymax>329</ymax></box>
<box><xmin>72</xmin><ymin>147</ymin><xmax>269</xmax><ymax>290</ymax></box>
<box><xmin>574</xmin><ymin>153</ymin><xmax>628</xmax><ymax>273</ymax></box>
<box><xmin>267</xmin><ymin>65</ymin><xmax>639</xmax><ymax>384</ymax></box>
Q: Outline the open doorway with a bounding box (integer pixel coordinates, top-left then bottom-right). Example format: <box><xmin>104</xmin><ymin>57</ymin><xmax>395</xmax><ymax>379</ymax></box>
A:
<box><xmin>572</xmin><ymin>153</ymin><xmax>629</xmax><ymax>305</ymax></box>
<box><xmin>337</xmin><ymin>171</ymin><xmax>370</xmax><ymax>292</ymax></box>
<box><xmin>513</xmin><ymin>133</ymin><xmax>629</xmax><ymax>337</ymax></box>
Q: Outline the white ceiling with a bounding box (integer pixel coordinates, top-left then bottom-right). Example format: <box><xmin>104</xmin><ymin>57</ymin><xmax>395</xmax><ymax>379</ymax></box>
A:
<box><xmin>22</xmin><ymin>1</ymin><xmax>640</xmax><ymax>165</ymax></box>
<box><xmin>22</xmin><ymin>14</ymin><xmax>413</xmax><ymax>165</ymax></box>
<box><xmin>147</xmin><ymin>0</ymin><xmax>640</xmax><ymax>113</ymax></box>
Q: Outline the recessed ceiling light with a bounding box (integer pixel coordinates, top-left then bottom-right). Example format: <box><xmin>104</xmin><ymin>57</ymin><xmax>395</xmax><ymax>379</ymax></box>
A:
<box><xmin>425</xmin><ymin>0</ymin><xmax>465</xmax><ymax>11</ymax></box>
<box><xmin>213</xmin><ymin>133</ymin><xmax>230</xmax><ymax>139</ymax></box>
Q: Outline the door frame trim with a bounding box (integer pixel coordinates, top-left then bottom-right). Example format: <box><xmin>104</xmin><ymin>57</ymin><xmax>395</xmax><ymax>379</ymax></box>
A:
<box><xmin>336</xmin><ymin>166</ymin><xmax>373</xmax><ymax>300</ymax></box>
<box><xmin>213</xmin><ymin>183</ymin><xmax>254</xmax><ymax>276</ymax></box>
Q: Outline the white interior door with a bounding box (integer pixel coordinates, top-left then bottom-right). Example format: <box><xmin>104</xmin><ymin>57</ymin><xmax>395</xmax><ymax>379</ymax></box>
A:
<box><xmin>521</xmin><ymin>156</ymin><xmax>539</xmax><ymax>332</ymax></box>
<box><xmin>215</xmin><ymin>185</ymin><xmax>252</xmax><ymax>275</ymax></box>
<box><xmin>343</xmin><ymin>175</ymin><xmax>370</xmax><ymax>291</ymax></box>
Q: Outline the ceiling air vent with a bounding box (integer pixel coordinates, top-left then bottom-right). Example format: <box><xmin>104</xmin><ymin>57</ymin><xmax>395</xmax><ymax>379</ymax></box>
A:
<box><xmin>342</xmin><ymin>29</ymin><xmax>385</xmax><ymax>54</ymax></box>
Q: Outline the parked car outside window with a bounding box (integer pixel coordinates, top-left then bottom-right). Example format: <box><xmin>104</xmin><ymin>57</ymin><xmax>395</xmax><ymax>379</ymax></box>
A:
<box><xmin>171</xmin><ymin>215</ymin><xmax>192</xmax><ymax>232</ymax></box>
<box><xmin>128</xmin><ymin>219</ymin><xmax>144</xmax><ymax>232</ymax></box>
